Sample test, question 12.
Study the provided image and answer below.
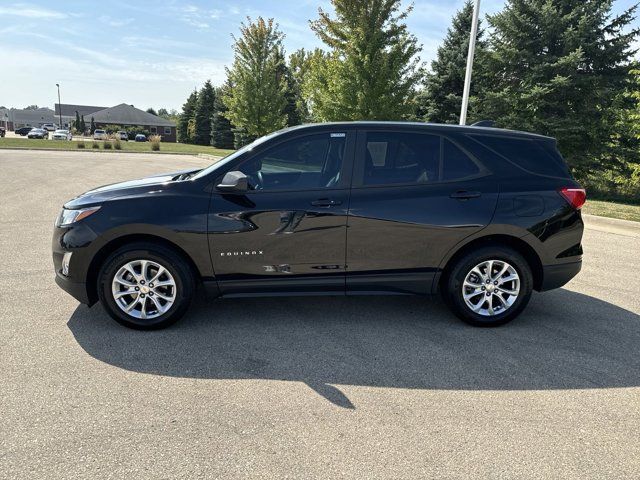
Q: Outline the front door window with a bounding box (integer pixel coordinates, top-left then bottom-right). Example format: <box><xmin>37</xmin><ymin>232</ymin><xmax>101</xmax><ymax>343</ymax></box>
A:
<box><xmin>238</xmin><ymin>133</ymin><xmax>346</xmax><ymax>191</ymax></box>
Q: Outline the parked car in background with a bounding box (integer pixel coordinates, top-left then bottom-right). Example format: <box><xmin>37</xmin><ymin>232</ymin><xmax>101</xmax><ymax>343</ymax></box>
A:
<box><xmin>118</xmin><ymin>131</ymin><xmax>128</xmax><ymax>141</ymax></box>
<box><xmin>52</xmin><ymin>129</ymin><xmax>72</xmax><ymax>141</ymax></box>
<box><xmin>0</xmin><ymin>127</ymin><xmax>5</xmax><ymax>137</ymax></box>
<box><xmin>27</xmin><ymin>128</ymin><xmax>49</xmax><ymax>139</ymax></box>
<box><xmin>52</xmin><ymin>122</ymin><xmax>585</xmax><ymax>330</ymax></box>
<box><xmin>15</xmin><ymin>127</ymin><xmax>34</xmax><ymax>136</ymax></box>
<box><xmin>135</xmin><ymin>134</ymin><xmax>147</xmax><ymax>142</ymax></box>
<box><xmin>41</xmin><ymin>124</ymin><xmax>57</xmax><ymax>132</ymax></box>
<box><xmin>93</xmin><ymin>129</ymin><xmax>107</xmax><ymax>140</ymax></box>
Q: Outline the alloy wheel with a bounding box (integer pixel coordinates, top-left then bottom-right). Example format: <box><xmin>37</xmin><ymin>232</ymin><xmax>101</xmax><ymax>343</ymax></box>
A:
<box><xmin>462</xmin><ymin>259</ymin><xmax>520</xmax><ymax>317</ymax></box>
<box><xmin>111</xmin><ymin>259</ymin><xmax>176</xmax><ymax>320</ymax></box>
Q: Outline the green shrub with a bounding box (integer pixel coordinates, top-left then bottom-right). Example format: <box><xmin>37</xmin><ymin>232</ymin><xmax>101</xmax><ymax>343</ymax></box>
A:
<box><xmin>581</xmin><ymin>164</ymin><xmax>640</xmax><ymax>205</ymax></box>
<box><xmin>76</xmin><ymin>141</ymin><xmax>86</xmax><ymax>149</ymax></box>
<box><xmin>92</xmin><ymin>141</ymin><xmax>99</xmax><ymax>149</ymax></box>
<box><xmin>103</xmin><ymin>140</ymin><xmax>112</xmax><ymax>150</ymax></box>
<box><xmin>113</xmin><ymin>137</ymin><xmax>122</xmax><ymax>150</ymax></box>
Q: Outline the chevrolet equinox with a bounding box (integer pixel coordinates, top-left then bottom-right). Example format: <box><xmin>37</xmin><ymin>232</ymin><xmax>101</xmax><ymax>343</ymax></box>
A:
<box><xmin>53</xmin><ymin>122</ymin><xmax>585</xmax><ymax>329</ymax></box>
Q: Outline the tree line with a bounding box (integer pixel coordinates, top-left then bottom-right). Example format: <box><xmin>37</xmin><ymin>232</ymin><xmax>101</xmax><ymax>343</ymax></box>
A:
<box><xmin>177</xmin><ymin>0</ymin><xmax>640</xmax><ymax>202</ymax></box>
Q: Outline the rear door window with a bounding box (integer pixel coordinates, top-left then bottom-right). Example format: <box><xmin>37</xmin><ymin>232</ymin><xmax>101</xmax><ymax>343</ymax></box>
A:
<box><xmin>362</xmin><ymin>132</ymin><xmax>440</xmax><ymax>186</ymax></box>
<box><xmin>442</xmin><ymin>140</ymin><xmax>481</xmax><ymax>181</ymax></box>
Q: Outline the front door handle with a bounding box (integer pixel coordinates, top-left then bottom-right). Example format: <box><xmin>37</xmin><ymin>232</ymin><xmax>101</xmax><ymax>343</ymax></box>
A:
<box><xmin>450</xmin><ymin>190</ymin><xmax>482</xmax><ymax>200</ymax></box>
<box><xmin>311</xmin><ymin>198</ymin><xmax>342</xmax><ymax>207</ymax></box>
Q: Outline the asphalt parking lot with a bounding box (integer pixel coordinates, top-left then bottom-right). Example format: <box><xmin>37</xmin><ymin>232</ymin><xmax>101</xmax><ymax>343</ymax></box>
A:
<box><xmin>1</xmin><ymin>149</ymin><xmax>639</xmax><ymax>479</ymax></box>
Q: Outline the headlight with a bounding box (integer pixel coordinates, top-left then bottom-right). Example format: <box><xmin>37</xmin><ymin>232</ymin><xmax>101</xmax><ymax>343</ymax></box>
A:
<box><xmin>56</xmin><ymin>206</ymin><xmax>101</xmax><ymax>227</ymax></box>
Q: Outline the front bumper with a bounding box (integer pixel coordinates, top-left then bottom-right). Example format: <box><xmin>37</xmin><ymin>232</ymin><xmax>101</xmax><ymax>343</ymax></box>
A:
<box><xmin>52</xmin><ymin>222</ymin><xmax>99</xmax><ymax>305</ymax></box>
<box><xmin>55</xmin><ymin>273</ymin><xmax>90</xmax><ymax>304</ymax></box>
<box><xmin>539</xmin><ymin>260</ymin><xmax>582</xmax><ymax>291</ymax></box>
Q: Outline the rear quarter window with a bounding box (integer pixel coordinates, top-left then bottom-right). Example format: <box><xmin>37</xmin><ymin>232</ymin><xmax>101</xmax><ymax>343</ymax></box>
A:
<box><xmin>472</xmin><ymin>135</ymin><xmax>569</xmax><ymax>178</ymax></box>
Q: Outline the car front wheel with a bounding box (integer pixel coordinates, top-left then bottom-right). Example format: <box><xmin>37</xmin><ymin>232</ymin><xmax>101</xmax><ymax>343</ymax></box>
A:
<box><xmin>442</xmin><ymin>246</ymin><xmax>533</xmax><ymax>327</ymax></box>
<box><xmin>97</xmin><ymin>242</ymin><xmax>195</xmax><ymax>330</ymax></box>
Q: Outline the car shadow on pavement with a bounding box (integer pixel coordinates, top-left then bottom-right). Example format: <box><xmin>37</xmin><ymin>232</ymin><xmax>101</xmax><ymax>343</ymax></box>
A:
<box><xmin>67</xmin><ymin>289</ymin><xmax>640</xmax><ymax>409</ymax></box>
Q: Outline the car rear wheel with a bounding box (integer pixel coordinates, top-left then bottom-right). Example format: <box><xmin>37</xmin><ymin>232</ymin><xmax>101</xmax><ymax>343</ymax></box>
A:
<box><xmin>97</xmin><ymin>242</ymin><xmax>195</xmax><ymax>330</ymax></box>
<box><xmin>442</xmin><ymin>246</ymin><xmax>533</xmax><ymax>327</ymax></box>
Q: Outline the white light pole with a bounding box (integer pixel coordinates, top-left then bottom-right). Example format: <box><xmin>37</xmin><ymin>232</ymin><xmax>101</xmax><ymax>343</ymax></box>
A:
<box><xmin>56</xmin><ymin>83</ymin><xmax>63</xmax><ymax>128</ymax></box>
<box><xmin>460</xmin><ymin>0</ymin><xmax>481</xmax><ymax>126</ymax></box>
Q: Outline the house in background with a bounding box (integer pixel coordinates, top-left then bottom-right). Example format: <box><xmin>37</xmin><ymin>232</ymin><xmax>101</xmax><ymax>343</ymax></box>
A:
<box><xmin>54</xmin><ymin>104</ymin><xmax>107</xmax><ymax>129</ymax></box>
<box><xmin>53</xmin><ymin>103</ymin><xmax>176</xmax><ymax>142</ymax></box>
<box><xmin>6</xmin><ymin>107</ymin><xmax>56</xmax><ymax>130</ymax></box>
<box><xmin>4</xmin><ymin>103</ymin><xmax>177</xmax><ymax>141</ymax></box>
<box><xmin>90</xmin><ymin>103</ymin><xmax>176</xmax><ymax>142</ymax></box>
<box><xmin>0</xmin><ymin>108</ymin><xmax>9</xmax><ymax>129</ymax></box>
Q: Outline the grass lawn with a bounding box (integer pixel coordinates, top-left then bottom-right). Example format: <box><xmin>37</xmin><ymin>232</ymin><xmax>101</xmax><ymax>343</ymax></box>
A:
<box><xmin>583</xmin><ymin>199</ymin><xmax>640</xmax><ymax>223</ymax></box>
<box><xmin>0</xmin><ymin>137</ymin><xmax>234</xmax><ymax>157</ymax></box>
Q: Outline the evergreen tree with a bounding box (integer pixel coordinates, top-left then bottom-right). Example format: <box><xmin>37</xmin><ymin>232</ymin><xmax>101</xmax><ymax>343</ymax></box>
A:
<box><xmin>75</xmin><ymin>111</ymin><xmax>81</xmax><ymax>132</ymax></box>
<box><xmin>288</xmin><ymin>48</ymin><xmax>313</xmax><ymax>123</ymax></box>
<box><xmin>146</xmin><ymin>107</ymin><xmax>158</xmax><ymax>116</ymax></box>
<box><xmin>416</xmin><ymin>1</ymin><xmax>486</xmax><ymax>124</ymax></box>
<box><xmin>178</xmin><ymin>89</ymin><xmax>198</xmax><ymax>144</ymax></box>
<box><xmin>586</xmin><ymin>66</ymin><xmax>640</xmax><ymax>200</ymax></box>
<box><xmin>211</xmin><ymin>85</ymin><xmax>235</xmax><ymax>149</ymax></box>
<box><xmin>193</xmin><ymin>80</ymin><xmax>216</xmax><ymax>145</ymax></box>
<box><xmin>276</xmin><ymin>50</ymin><xmax>302</xmax><ymax>127</ymax></box>
<box><xmin>307</xmin><ymin>0</ymin><xmax>422</xmax><ymax>121</ymax></box>
<box><xmin>90</xmin><ymin>116</ymin><xmax>95</xmax><ymax>134</ymax></box>
<box><xmin>478</xmin><ymin>0</ymin><xmax>639</xmax><ymax>177</ymax></box>
<box><xmin>80</xmin><ymin>115</ymin><xmax>86</xmax><ymax>134</ymax></box>
<box><xmin>223</xmin><ymin>17</ymin><xmax>288</xmax><ymax>139</ymax></box>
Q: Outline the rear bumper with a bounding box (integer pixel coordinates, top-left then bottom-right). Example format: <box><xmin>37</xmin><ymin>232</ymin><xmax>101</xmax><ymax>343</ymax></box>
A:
<box><xmin>539</xmin><ymin>260</ymin><xmax>582</xmax><ymax>291</ymax></box>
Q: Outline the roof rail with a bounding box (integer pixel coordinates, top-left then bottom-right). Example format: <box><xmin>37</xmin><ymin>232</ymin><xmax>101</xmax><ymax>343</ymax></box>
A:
<box><xmin>471</xmin><ymin>120</ymin><xmax>496</xmax><ymax>128</ymax></box>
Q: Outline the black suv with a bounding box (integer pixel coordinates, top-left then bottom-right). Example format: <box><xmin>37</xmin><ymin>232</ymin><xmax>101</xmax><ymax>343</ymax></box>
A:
<box><xmin>15</xmin><ymin>126</ymin><xmax>34</xmax><ymax>136</ymax></box>
<box><xmin>53</xmin><ymin>122</ymin><xmax>585</xmax><ymax>329</ymax></box>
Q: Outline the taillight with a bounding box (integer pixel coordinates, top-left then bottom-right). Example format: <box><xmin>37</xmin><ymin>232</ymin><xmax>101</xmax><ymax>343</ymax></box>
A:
<box><xmin>559</xmin><ymin>188</ymin><xmax>586</xmax><ymax>210</ymax></box>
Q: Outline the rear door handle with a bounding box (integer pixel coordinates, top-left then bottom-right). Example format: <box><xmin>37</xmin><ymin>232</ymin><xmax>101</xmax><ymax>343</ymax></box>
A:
<box><xmin>450</xmin><ymin>190</ymin><xmax>482</xmax><ymax>200</ymax></box>
<box><xmin>311</xmin><ymin>198</ymin><xmax>342</xmax><ymax>207</ymax></box>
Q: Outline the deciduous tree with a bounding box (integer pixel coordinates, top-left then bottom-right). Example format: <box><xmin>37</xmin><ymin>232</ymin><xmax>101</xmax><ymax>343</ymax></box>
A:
<box><xmin>307</xmin><ymin>0</ymin><xmax>422</xmax><ymax>121</ymax></box>
<box><xmin>223</xmin><ymin>17</ymin><xmax>288</xmax><ymax>140</ymax></box>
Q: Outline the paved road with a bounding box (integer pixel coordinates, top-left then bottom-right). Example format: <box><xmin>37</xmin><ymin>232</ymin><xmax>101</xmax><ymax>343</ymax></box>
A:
<box><xmin>1</xmin><ymin>149</ymin><xmax>639</xmax><ymax>479</ymax></box>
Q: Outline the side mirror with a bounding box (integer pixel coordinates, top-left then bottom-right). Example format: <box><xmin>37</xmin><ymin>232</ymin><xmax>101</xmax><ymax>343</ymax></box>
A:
<box><xmin>216</xmin><ymin>171</ymin><xmax>248</xmax><ymax>193</ymax></box>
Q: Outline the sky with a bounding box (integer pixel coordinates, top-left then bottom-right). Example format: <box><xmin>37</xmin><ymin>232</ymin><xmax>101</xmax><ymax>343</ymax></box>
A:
<box><xmin>1</xmin><ymin>0</ymin><xmax>638</xmax><ymax>112</ymax></box>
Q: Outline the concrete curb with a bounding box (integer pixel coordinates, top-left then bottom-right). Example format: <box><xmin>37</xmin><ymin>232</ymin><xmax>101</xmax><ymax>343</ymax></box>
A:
<box><xmin>583</xmin><ymin>213</ymin><xmax>640</xmax><ymax>238</ymax></box>
<box><xmin>0</xmin><ymin>147</ymin><xmax>204</xmax><ymax>156</ymax></box>
<box><xmin>197</xmin><ymin>153</ymin><xmax>224</xmax><ymax>162</ymax></box>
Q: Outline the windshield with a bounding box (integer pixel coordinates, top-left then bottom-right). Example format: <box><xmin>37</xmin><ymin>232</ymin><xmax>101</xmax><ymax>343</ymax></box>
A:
<box><xmin>192</xmin><ymin>129</ymin><xmax>285</xmax><ymax>180</ymax></box>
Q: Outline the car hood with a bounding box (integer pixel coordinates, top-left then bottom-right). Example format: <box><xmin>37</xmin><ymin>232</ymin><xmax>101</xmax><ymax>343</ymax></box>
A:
<box><xmin>64</xmin><ymin>168</ymin><xmax>201</xmax><ymax>208</ymax></box>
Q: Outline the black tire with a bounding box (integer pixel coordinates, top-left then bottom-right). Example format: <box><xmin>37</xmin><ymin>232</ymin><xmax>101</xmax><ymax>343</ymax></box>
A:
<box><xmin>97</xmin><ymin>242</ymin><xmax>195</xmax><ymax>330</ymax></box>
<box><xmin>442</xmin><ymin>246</ymin><xmax>533</xmax><ymax>327</ymax></box>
